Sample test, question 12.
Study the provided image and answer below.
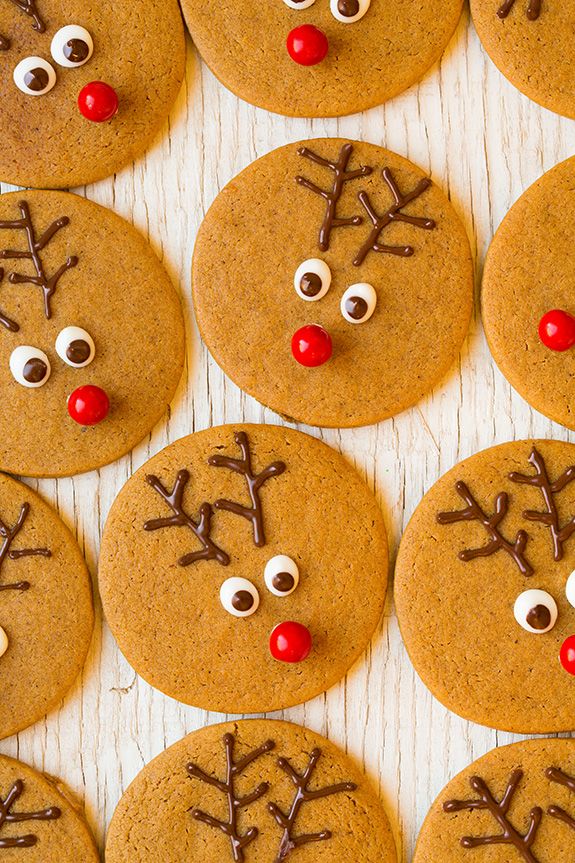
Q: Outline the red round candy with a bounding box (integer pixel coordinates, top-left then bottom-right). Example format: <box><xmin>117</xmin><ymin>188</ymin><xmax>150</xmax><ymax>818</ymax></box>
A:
<box><xmin>78</xmin><ymin>81</ymin><xmax>119</xmax><ymax>122</ymax></box>
<box><xmin>286</xmin><ymin>25</ymin><xmax>328</xmax><ymax>66</ymax></box>
<box><xmin>538</xmin><ymin>309</ymin><xmax>575</xmax><ymax>352</ymax></box>
<box><xmin>68</xmin><ymin>385</ymin><xmax>110</xmax><ymax>426</ymax></box>
<box><xmin>560</xmin><ymin>635</ymin><xmax>575</xmax><ymax>675</ymax></box>
<box><xmin>292</xmin><ymin>324</ymin><xmax>332</xmax><ymax>367</ymax></box>
<box><xmin>270</xmin><ymin>621</ymin><xmax>312</xmax><ymax>663</ymax></box>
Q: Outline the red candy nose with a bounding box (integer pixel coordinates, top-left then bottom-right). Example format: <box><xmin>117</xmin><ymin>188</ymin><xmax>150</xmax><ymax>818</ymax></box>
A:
<box><xmin>287</xmin><ymin>24</ymin><xmax>329</xmax><ymax>66</ymax></box>
<box><xmin>538</xmin><ymin>309</ymin><xmax>575</xmax><ymax>352</ymax></box>
<box><xmin>68</xmin><ymin>385</ymin><xmax>110</xmax><ymax>426</ymax></box>
<box><xmin>560</xmin><ymin>635</ymin><xmax>575</xmax><ymax>675</ymax></box>
<box><xmin>270</xmin><ymin>621</ymin><xmax>312</xmax><ymax>663</ymax></box>
<box><xmin>292</xmin><ymin>324</ymin><xmax>332</xmax><ymax>367</ymax></box>
<box><xmin>78</xmin><ymin>81</ymin><xmax>119</xmax><ymax>122</ymax></box>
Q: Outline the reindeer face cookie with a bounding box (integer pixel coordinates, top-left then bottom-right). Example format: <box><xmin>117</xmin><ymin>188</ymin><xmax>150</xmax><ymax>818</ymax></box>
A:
<box><xmin>105</xmin><ymin>720</ymin><xmax>397</xmax><ymax>863</ymax></box>
<box><xmin>193</xmin><ymin>139</ymin><xmax>473</xmax><ymax>429</ymax></box>
<box><xmin>0</xmin><ymin>0</ymin><xmax>185</xmax><ymax>188</ymax></box>
<box><xmin>395</xmin><ymin>439</ymin><xmax>575</xmax><ymax>734</ymax></box>
<box><xmin>0</xmin><ymin>190</ymin><xmax>185</xmax><ymax>477</ymax></box>
<box><xmin>181</xmin><ymin>0</ymin><xmax>462</xmax><ymax>117</ymax></box>
<box><xmin>98</xmin><ymin>424</ymin><xmax>388</xmax><ymax>713</ymax></box>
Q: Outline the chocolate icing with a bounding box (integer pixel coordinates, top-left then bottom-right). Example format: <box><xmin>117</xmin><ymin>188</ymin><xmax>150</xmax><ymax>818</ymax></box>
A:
<box><xmin>24</xmin><ymin>67</ymin><xmax>49</xmax><ymax>92</ymax></box>
<box><xmin>498</xmin><ymin>0</ymin><xmax>541</xmax><ymax>19</ymax></box>
<box><xmin>22</xmin><ymin>357</ymin><xmax>47</xmax><ymax>384</ymax></box>
<box><xmin>66</xmin><ymin>339</ymin><xmax>91</xmax><ymax>364</ymax></box>
<box><xmin>299</xmin><ymin>272</ymin><xmax>322</xmax><ymax>298</ymax></box>
<box><xmin>526</xmin><ymin>604</ymin><xmax>551</xmax><ymax>630</ymax></box>
<box><xmin>7</xmin><ymin>0</ymin><xmax>45</xmax><ymax>33</ymax></box>
<box><xmin>0</xmin><ymin>35</ymin><xmax>10</xmax><ymax>51</ymax></box>
<box><xmin>0</xmin><ymin>779</ymin><xmax>61</xmax><ymax>849</ymax></box>
<box><xmin>64</xmin><ymin>38</ymin><xmax>90</xmax><ymax>63</ymax></box>
<box><xmin>547</xmin><ymin>767</ymin><xmax>575</xmax><ymax>830</ymax></box>
<box><xmin>0</xmin><ymin>502</ymin><xmax>51</xmax><ymax>593</ymax></box>
<box><xmin>273</xmin><ymin>572</ymin><xmax>294</xmax><ymax>592</ymax></box>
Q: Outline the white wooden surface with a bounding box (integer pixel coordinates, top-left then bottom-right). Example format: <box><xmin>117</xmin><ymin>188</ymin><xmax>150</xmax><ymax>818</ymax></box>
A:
<box><xmin>2</xmin><ymin>5</ymin><xmax>574</xmax><ymax>860</ymax></box>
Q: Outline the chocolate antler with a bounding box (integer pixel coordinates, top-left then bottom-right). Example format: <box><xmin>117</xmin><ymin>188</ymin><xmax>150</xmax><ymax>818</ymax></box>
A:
<box><xmin>208</xmin><ymin>432</ymin><xmax>286</xmax><ymax>547</ymax></box>
<box><xmin>296</xmin><ymin>144</ymin><xmax>372</xmax><ymax>251</ymax></box>
<box><xmin>0</xmin><ymin>201</ymin><xmax>78</xmax><ymax>321</ymax></box>
<box><xmin>144</xmin><ymin>470</ymin><xmax>230</xmax><ymax>566</ymax></box>
<box><xmin>509</xmin><ymin>448</ymin><xmax>575</xmax><ymax>561</ymax></box>
<box><xmin>187</xmin><ymin>733</ymin><xmax>275</xmax><ymax>862</ymax></box>
<box><xmin>6</xmin><ymin>0</ymin><xmax>45</xmax><ymax>32</ymax></box>
<box><xmin>353</xmin><ymin>168</ymin><xmax>436</xmax><ymax>266</ymax></box>
<box><xmin>0</xmin><ymin>503</ymin><xmax>51</xmax><ymax>592</ymax></box>
<box><xmin>498</xmin><ymin>0</ymin><xmax>541</xmax><ymax>19</ymax></box>
<box><xmin>0</xmin><ymin>268</ymin><xmax>18</xmax><ymax>333</ymax></box>
<box><xmin>546</xmin><ymin>767</ymin><xmax>575</xmax><ymax>831</ymax></box>
<box><xmin>0</xmin><ymin>35</ymin><xmax>9</xmax><ymax>50</ymax></box>
<box><xmin>267</xmin><ymin>748</ymin><xmax>357</xmax><ymax>863</ymax></box>
<box><xmin>437</xmin><ymin>481</ymin><xmax>532</xmax><ymax>575</ymax></box>
<box><xmin>0</xmin><ymin>779</ymin><xmax>61</xmax><ymax>849</ymax></box>
<box><xmin>443</xmin><ymin>771</ymin><xmax>542</xmax><ymax>862</ymax></box>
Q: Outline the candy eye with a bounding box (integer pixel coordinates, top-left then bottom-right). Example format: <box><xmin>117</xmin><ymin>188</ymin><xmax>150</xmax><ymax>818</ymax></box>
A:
<box><xmin>340</xmin><ymin>283</ymin><xmax>377</xmax><ymax>324</ymax></box>
<box><xmin>294</xmin><ymin>259</ymin><xmax>331</xmax><ymax>302</ymax></box>
<box><xmin>220</xmin><ymin>577</ymin><xmax>260</xmax><ymax>618</ymax></box>
<box><xmin>330</xmin><ymin>0</ymin><xmax>370</xmax><ymax>23</ymax></box>
<box><xmin>264</xmin><ymin>555</ymin><xmax>300</xmax><ymax>597</ymax></box>
<box><xmin>283</xmin><ymin>0</ymin><xmax>316</xmax><ymax>8</ymax></box>
<box><xmin>13</xmin><ymin>57</ymin><xmax>56</xmax><ymax>96</ymax></box>
<box><xmin>10</xmin><ymin>346</ymin><xmax>51</xmax><ymax>388</ymax></box>
<box><xmin>55</xmin><ymin>326</ymin><xmax>95</xmax><ymax>368</ymax></box>
<box><xmin>514</xmin><ymin>589</ymin><xmax>557</xmax><ymax>634</ymax></box>
<box><xmin>566</xmin><ymin>571</ymin><xmax>575</xmax><ymax>608</ymax></box>
<box><xmin>51</xmin><ymin>25</ymin><xmax>93</xmax><ymax>68</ymax></box>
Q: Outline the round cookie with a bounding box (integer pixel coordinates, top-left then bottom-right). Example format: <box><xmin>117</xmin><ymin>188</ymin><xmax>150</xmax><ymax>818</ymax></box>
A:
<box><xmin>0</xmin><ymin>472</ymin><xmax>93</xmax><ymax>740</ymax></box>
<box><xmin>414</xmin><ymin>738</ymin><xmax>575</xmax><ymax>863</ymax></box>
<box><xmin>470</xmin><ymin>2</ymin><xmax>575</xmax><ymax>120</ymax></box>
<box><xmin>98</xmin><ymin>423</ymin><xmax>388</xmax><ymax>713</ymax></box>
<box><xmin>192</xmin><ymin>139</ymin><xmax>473</xmax><ymax>429</ymax></box>
<box><xmin>0</xmin><ymin>190</ymin><xmax>185</xmax><ymax>477</ymax></box>
<box><xmin>105</xmin><ymin>719</ymin><xmax>397</xmax><ymax>863</ymax></box>
<box><xmin>482</xmin><ymin>156</ymin><xmax>575</xmax><ymax>430</ymax></box>
<box><xmin>181</xmin><ymin>0</ymin><xmax>462</xmax><ymax>117</ymax></box>
<box><xmin>395</xmin><ymin>439</ymin><xmax>575</xmax><ymax>734</ymax></box>
<box><xmin>0</xmin><ymin>754</ymin><xmax>99</xmax><ymax>858</ymax></box>
<box><xmin>0</xmin><ymin>0</ymin><xmax>185</xmax><ymax>188</ymax></box>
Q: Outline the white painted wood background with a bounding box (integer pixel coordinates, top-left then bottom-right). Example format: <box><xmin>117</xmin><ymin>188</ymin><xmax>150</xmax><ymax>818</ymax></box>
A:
<box><xmin>1</xmin><ymin>5</ymin><xmax>574</xmax><ymax>860</ymax></box>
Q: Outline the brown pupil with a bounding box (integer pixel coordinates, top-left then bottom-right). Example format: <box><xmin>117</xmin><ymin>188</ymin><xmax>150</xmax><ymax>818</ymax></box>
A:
<box><xmin>272</xmin><ymin>572</ymin><xmax>295</xmax><ymax>593</ymax></box>
<box><xmin>66</xmin><ymin>339</ymin><xmax>91</xmax><ymax>365</ymax></box>
<box><xmin>300</xmin><ymin>272</ymin><xmax>322</xmax><ymax>297</ymax></box>
<box><xmin>23</xmin><ymin>357</ymin><xmax>47</xmax><ymax>383</ymax></box>
<box><xmin>64</xmin><ymin>38</ymin><xmax>90</xmax><ymax>63</ymax></box>
<box><xmin>345</xmin><ymin>295</ymin><xmax>368</xmax><ymax>320</ymax></box>
<box><xmin>526</xmin><ymin>604</ymin><xmax>551</xmax><ymax>630</ymax></box>
<box><xmin>231</xmin><ymin>590</ymin><xmax>254</xmax><ymax>612</ymax></box>
<box><xmin>24</xmin><ymin>67</ymin><xmax>49</xmax><ymax>92</ymax></box>
<box><xmin>338</xmin><ymin>0</ymin><xmax>360</xmax><ymax>15</ymax></box>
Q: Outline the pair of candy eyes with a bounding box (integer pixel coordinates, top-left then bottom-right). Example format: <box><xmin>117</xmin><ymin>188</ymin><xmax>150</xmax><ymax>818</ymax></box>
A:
<box><xmin>283</xmin><ymin>0</ymin><xmax>371</xmax><ymax>24</ymax></box>
<box><xmin>514</xmin><ymin>575</ymin><xmax>575</xmax><ymax>635</ymax></box>
<box><xmin>294</xmin><ymin>259</ymin><xmax>376</xmax><ymax>324</ymax></box>
<box><xmin>10</xmin><ymin>326</ymin><xmax>95</xmax><ymax>389</ymax></box>
<box><xmin>220</xmin><ymin>555</ymin><xmax>299</xmax><ymax>618</ymax></box>
<box><xmin>14</xmin><ymin>25</ymin><xmax>93</xmax><ymax>97</ymax></box>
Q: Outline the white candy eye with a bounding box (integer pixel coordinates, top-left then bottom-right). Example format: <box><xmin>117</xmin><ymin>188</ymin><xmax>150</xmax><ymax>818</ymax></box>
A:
<box><xmin>330</xmin><ymin>0</ymin><xmax>370</xmax><ymax>23</ymax></box>
<box><xmin>51</xmin><ymin>25</ymin><xmax>93</xmax><ymax>68</ymax></box>
<box><xmin>340</xmin><ymin>283</ymin><xmax>377</xmax><ymax>324</ymax></box>
<box><xmin>294</xmin><ymin>259</ymin><xmax>331</xmax><ymax>302</ymax></box>
<box><xmin>10</xmin><ymin>346</ymin><xmax>51</xmax><ymax>388</ymax></box>
<box><xmin>283</xmin><ymin>0</ymin><xmax>316</xmax><ymax>8</ymax></box>
<box><xmin>514</xmin><ymin>589</ymin><xmax>557</xmax><ymax>634</ymax></box>
<box><xmin>220</xmin><ymin>577</ymin><xmax>260</xmax><ymax>618</ymax></box>
<box><xmin>13</xmin><ymin>57</ymin><xmax>56</xmax><ymax>96</ymax></box>
<box><xmin>55</xmin><ymin>326</ymin><xmax>95</xmax><ymax>368</ymax></box>
<box><xmin>566</xmin><ymin>571</ymin><xmax>575</xmax><ymax>608</ymax></box>
<box><xmin>264</xmin><ymin>555</ymin><xmax>300</xmax><ymax>597</ymax></box>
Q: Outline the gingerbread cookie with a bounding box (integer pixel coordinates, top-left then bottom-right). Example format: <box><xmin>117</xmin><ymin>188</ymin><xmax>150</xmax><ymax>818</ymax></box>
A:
<box><xmin>395</xmin><ymin>439</ymin><xmax>575</xmax><ymax>734</ymax></box>
<box><xmin>192</xmin><ymin>139</ymin><xmax>473</xmax><ymax>429</ymax></box>
<box><xmin>181</xmin><ymin>0</ymin><xmax>462</xmax><ymax>117</ymax></box>
<box><xmin>105</xmin><ymin>719</ymin><xmax>397</xmax><ymax>863</ymax></box>
<box><xmin>0</xmin><ymin>472</ymin><xmax>93</xmax><ymax>740</ymax></box>
<box><xmin>0</xmin><ymin>190</ymin><xmax>185</xmax><ymax>477</ymax></box>
<box><xmin>0</xmin><ymin>754</ymin><xmax>98</xmax><ymax>859</ymax></box>
<box><xmin>99</xmin><ymin>424</ymin><xmax>388</xmax><ymax>713</ymax></box>
<box><xmin>482</xmin><ymin>156</ymin><xmax>575</xmax><ymax>430</ymax></box>
<box><xmin>414</xmin><ymin>738</ymin><xmax>575</xmax><ymax>863</ymax></box>
<box><xmin>471</xmin><ymin>2</ymin><xmax>575</xmax><ymax>120</ymax></box>
<box><xmin>0</xmin><ymin>0</ymin><xmax>185</xmax><ymax>188</ymax></box>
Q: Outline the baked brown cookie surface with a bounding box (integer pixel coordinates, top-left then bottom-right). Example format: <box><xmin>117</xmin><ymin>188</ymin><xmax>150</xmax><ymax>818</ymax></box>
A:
<box><xmin>0</xmin><ymin>754</ymin><xmax>99</xmax><ymax>859</ymax></box>
<box><xmin>105</xmin><ymin>719</ymin><xmax>397</xmax><ymax>863</ymax></box>
<box><xmin>193</xmin><ymin>139</ymin><xmax>473</xmax><ymax>429</ymax></box>
<box><xmin>482</xmin><ymin>156</ymin><xmax>575</xmax><ymax>430</ymax></box>
<box><xmin>98</xmin><ymin>424</ymin><xmax>388</xmax><ymax>713</ymax></box>
<box><xmin>395</xmin><ymin>439</ymin><xmax>575</xmax><ymax>734</ymax></box>
<box><xmin>414</xmin><ymin>738</ymin><xmax>575</xmax><ymax>863</ymax></box>
<box><xmin>0</xmin><ymin>0</ymin><xmax>185</xmax><ymax>188</ymax></box>
<box><xmin>181</xmin><ymin>0</ymin><xmax>462</xmax><ymax>117</ymax></box>
<box><xmin>0</xmin><ymin>190</ymin><xmax>185</xmax><ymax>477</ymax></box>
<box><xmin>471</xmin><ymin>2</ymin><xmax>575</xmax><ymax>119</ymax></box>
<box><xmin>0</xmin><ymin>472</ymin><xmax>93</xmax><ymax>740</ymax></box>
